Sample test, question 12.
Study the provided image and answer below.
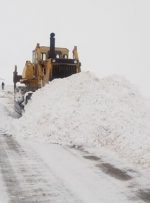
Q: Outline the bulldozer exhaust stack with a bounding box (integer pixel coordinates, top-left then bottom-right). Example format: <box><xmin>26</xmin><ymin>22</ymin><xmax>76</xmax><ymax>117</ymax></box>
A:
<box><xmin>49</xmin><ymin>33</ymin><xmax>56</xmax><ymax>59</ymax></box>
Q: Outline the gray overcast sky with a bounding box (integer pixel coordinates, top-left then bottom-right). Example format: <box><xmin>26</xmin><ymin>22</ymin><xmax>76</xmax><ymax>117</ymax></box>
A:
<box><xmin>0</xmin><ymin>0</ymin><xmax>150</xmax><ymax>97</ymax></box>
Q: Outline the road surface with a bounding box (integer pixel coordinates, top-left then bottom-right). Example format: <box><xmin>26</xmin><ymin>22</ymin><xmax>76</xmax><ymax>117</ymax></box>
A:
<box><xmin>0</xmin><ymin>129</ymin><xmax>149</xmax><ymax>203</ymax></box>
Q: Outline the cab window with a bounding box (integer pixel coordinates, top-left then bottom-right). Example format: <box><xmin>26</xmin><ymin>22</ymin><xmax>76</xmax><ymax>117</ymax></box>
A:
<box><xmin>41</xmin><ymin>53</ymin><xmax>47</xmax><ymax>60</ymax></box>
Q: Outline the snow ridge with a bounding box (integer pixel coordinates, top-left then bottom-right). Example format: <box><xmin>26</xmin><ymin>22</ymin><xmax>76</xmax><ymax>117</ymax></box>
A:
<box><xmin>15</xmin><ymin>72</ymin><xmax>150</xmax><ymax>168</ymax></box>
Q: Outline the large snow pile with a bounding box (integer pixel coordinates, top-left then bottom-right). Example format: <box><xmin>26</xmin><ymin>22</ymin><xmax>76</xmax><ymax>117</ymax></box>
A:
<box><xmin>14</xmin><ymin>72</ymin><xmax>150</xmax><ymax>168</ymax></box>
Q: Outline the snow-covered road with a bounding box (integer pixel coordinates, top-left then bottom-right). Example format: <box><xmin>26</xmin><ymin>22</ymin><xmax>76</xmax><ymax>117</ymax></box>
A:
<box><xmin>0</xmin><ymin>129</ymin><xmax>149</xmax><ymax>203</ymax></box>
<box><xmin>0</xmin><ymin>130</ymin><xmax>145</xmax><ymax>203</ymax></box>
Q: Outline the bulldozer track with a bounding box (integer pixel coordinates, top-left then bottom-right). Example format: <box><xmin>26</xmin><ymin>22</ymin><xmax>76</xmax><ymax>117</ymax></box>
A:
<box><xmin>0</xmin><ymin>129</ymin><xmax>81</xmax><ymax>203</ymax></box>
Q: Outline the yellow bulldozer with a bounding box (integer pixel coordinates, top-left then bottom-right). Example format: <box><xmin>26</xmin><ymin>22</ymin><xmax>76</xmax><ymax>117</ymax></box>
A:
<box><xmin>13</xmin><ymin>33</ymin><xmax>81</xmax><ymax>114</ymax></box>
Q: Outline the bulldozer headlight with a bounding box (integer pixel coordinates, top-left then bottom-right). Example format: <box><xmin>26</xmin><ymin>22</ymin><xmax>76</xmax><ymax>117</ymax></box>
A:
<box><xmin>74</xmin><ymin>60</ymin><xmax>77</xmax><ymax>64</ymax></box>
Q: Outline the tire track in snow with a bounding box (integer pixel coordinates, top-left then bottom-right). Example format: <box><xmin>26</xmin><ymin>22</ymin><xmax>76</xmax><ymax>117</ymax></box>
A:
<box><xmin>68</xmin><ymin>144</ymin><xmax>150</xmax><ymax>203</ymax></box>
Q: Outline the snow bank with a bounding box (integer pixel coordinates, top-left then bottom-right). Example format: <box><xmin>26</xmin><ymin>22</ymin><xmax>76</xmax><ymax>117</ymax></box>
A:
<box><xmin>0</xmin><ymin>90</ymin><xmax>13</xmax><ymax>130</ymax></box>
<box><xmin>14</xmin><ymin>72</ymin><xmax>150</xmax><ymax>168</ymax></box>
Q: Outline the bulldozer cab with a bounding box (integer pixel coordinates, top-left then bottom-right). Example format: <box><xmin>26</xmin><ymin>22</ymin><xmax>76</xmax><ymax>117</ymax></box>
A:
<box><xmin>32</xmin><ymin>45</ymin><xmax>70</xmax><ymax>64</ymax></box>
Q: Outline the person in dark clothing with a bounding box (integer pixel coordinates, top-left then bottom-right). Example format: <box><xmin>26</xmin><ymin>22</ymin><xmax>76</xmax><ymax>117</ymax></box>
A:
<box><xmin>1</xmin><ymin>82</ymin><xmax>5</xmax><ymax>90</ymax></box>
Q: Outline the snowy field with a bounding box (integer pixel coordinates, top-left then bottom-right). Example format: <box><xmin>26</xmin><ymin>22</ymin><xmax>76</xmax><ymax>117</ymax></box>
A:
<box><xmin>0</xmin><ymin>72</ymin><xmax>150</xmax><ymax>202</ymax></box>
